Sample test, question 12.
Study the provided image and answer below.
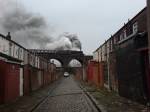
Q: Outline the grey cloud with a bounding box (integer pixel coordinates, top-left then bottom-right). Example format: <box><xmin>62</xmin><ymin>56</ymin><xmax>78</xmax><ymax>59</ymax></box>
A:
<box><xmin>0</xmin><ymin>0</ymin><xmax>82</xmax><ymax>51</ymax></box>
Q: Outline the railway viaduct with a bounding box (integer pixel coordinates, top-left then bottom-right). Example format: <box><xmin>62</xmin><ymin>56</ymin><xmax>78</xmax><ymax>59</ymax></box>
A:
<box><xmin>29</xmin><ymin>49</ymin><xmax>92</xmax><ymax>68</ymax></box>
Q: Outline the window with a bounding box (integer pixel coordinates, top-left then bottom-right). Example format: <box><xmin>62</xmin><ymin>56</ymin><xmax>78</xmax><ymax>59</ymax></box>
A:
<box><xmin>133</xmin><ymin>22</ymin><xmax>138</xmax><ymax>34</ymax></box>
<box><xmin>124</xmin><ymin>30</ymin><xmax>127</xmax><ymax>38</ymax></box>
<box><xmin>120</xmin><ymin>33</ymin><xmax>124</xmax><ymax>40</ymax></box>
<box><xmin>9</xmin><ymin>42</ymin><xmax>12</xmax><ymax>56</ymax></box>
<box><xmin>114</xmin><ymin>37</ymin><xmax>117</xmax><ymax>44</ymax></box>
<box><xmin>3</xmin><ymin>45</ymin><xmax>6</xmax><ymax>52</ymax></box>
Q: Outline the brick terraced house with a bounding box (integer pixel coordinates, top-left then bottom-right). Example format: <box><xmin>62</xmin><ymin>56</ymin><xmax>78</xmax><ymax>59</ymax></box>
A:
<box><xmin>91</xmin><ymin>7</ymin><xmax>149</xmax><ymax>104</ymax></box>
<box><xmin>0</xmin><ymin>33</ymin><xmax>59</xmax><ymax>104</ymax></box>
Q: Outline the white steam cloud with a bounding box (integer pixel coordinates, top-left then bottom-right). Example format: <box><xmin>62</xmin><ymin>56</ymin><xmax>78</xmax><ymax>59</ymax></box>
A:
<box><xmin>0</xmin><ymin>0</ymin><xmax>82</xmax><ymax>50</ymax></box>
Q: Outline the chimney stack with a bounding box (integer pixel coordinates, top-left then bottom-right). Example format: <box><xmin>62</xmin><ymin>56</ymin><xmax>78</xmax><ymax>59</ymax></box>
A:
<box><xmin>6</xmin><ymin>32</ymin><xmax>11</xmax><ymax>40</ymax></box>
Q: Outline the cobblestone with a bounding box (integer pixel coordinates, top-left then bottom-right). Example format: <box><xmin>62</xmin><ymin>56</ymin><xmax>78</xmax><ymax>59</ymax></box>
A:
<box><xmin>33</xmin><ymin>76</ymin><xmax>99</xmax><ymax>112</ymax></box>
<box><xmin>0</xmin><ymin>76</ymin><xmax>99</xmax><ymax>112</ymax></box>
<box><xmin>0</xmin><ymin>79</ymin><xmax>61</xmax><ymax>112</ymax></box>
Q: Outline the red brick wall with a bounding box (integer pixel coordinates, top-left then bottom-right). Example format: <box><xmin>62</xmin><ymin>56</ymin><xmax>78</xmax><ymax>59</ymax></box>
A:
<box><xmin>87</xmin><ymin>61</ymin><xmax>104</xmax><ymax>88</ymax></box>
<box><xmin>30</xmin><ymin>69</ymin><xmax>41</xmax><ymax>91</ymax></box>
<box><xmin>43</xmin><ymin>71</ymin><xmax>51</xmax><ymax>85</ymax></box>
<box><xmin>113</xmin><ymin>8</ymin><xmax>147</xmax><ymax>44</ymax></box>
<box><xmin>23</xmin><ymin>65</ymin><xmax>31</xmax><ymax>95</ymax></box>
<box><xmin>0</xmin><ymin>60</ymin><xmax>6</xmax><ymax>104</ymax></box>
<box><xmin>99</xmin><ymin>62</ymin><xmax>104</xmax><ymax>88</ymax></box>
<box><xmin>87</xmin><ymin>62</ymin><xmax>94</xmax><ymax>84</ymax></box>
<box><xmin>0</xmin><ymin>60</ymin><xmax>20</xmax><ymax>103</ymax></box>
<box><xmin>93</xmin><ymin>63</ymin><xmax>99</xmax><ymax>86</ymax></box>
<box><xmin>135</xmin><ymin>8</ymin><xmax>147</xmax><ymax>33</ymax></box>
<box><xmin>24</xmin><ymin>65</ymin><xmax>43</xmax><ymax>94</ymax></box>
<box><xmin>75</xmin><ymin>68</ymin><xmax>83</xmax><ymax>80</ymax></box>
<box><xmin>5</xmin><ymin>63</ymin><xmax>20</xmax><ymax>103</ymax></box>
<box><xmin>92</xmin><ymin>62</ymin><xmax>104</xmax><ymax>88</ymax></box>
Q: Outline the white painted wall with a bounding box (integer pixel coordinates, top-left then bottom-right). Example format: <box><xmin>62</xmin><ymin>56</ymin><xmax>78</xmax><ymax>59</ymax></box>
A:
<box><xmin>19</xmin><ymin>68</ymin><xmax>24</xmax><ymax>96</ymax></box>
<box><xmin>102</xmin><ymin>45</ymin><xmax>105</xmax><ymax>61</ymax></box>
<box><xmin>0</xmin><ymin>36</ymin><xmax>24</xmax><ymax>62</ymax></box>
<box><xmin>35</xmin><ymin>56</ymin><xmax>40</xmax><ymax>68</ymax></box>
<box><xmin>93</xmin><ymin>51</ymin><xmax>98</xmax><ymax>62</ymax></box>
<box><xmin>19</xmin><ymin>48</ymin><xmax>24</xmax><ymax>60</ymax></box>
<box><xmin>14</xmin><ymin>45</ymin><xmax>19</xmax><ymax>59</ymax></box>
<box><xmin>0</xmin><ymin>37</ymin><xmax>9</xmax><ymax>55</ymax></box>
<box><xmin>0</xmin><ymin>36</ymin><xmax>45</xmax><ymax>70</ymax></box>
<box><xmin>98</xmin><ymin>47</ymin><xmax>102</xmax><ymax>62</ymax></box>
<box><xmin>23</xmin><ymin>50</ymin><xmax>29</xmax><ymax>64</ymax></box>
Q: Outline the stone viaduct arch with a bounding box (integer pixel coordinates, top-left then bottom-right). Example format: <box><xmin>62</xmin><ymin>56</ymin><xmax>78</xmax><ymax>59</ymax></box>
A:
<box><xmin>29</xmin><ymin>50</ymin><xmax>85</xmax><ymax>68</ymax></box>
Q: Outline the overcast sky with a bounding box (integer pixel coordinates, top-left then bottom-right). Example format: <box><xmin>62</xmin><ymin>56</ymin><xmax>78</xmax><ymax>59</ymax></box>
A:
<box><xmin>18</xmin><ymin>0</ymin><xmax>146</xmax><ymax>54</ymax></box>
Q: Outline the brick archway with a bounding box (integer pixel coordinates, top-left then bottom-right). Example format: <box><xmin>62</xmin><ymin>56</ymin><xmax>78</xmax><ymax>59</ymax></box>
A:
<box><xmin>29</xmin><ymin>50</ymin><xmax>84</xmax><ymax>68</ymax></box>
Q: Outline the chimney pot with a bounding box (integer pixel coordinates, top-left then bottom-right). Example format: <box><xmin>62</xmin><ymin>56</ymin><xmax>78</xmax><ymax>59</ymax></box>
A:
<box><xmin>6</xmin><ymin>32</ymin><xmax>11</xmax><ymax>40</ymax></box>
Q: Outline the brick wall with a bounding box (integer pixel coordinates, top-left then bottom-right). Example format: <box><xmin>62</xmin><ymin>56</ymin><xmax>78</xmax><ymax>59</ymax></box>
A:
<box><xmin>23</xmin><ymin>65</ymin><xmax>43</xmax><ymax>94</ymax></box>
<box><xmin>109</xmin><ymin>52</ymin><xmax>118</xmax><ymax>92</ymax></box>
<box><xmin>148</xmin><ymin>0</ymin><xmax>150</xmax><ymax>62</ymax></box>
<box><xmin>0</xmin><ymin>61</ymin><xmax>20</xmax><ymax>103</ymax></box>
<box><xmin>0</xmin><ymin>60</ymin><xmax>20</xmax><ymax>103</ymax></box>
<box><xmin>23</xmin><ymin>65</ymin><xmax>31</xmax><ymax>95</ymax></box>
<box><xmin>0</xmin><ymin>60</ymin><xmax>6</xmax><ymax>104</ymax></box>
<box><xmin>87</xmin><ymin>61</ymin><xmax>104</xmax><ymax>88</ymax></box>
<box><xmin>30</xmin><ymin>68</ymin><xmax>42</xmax><ymax>91</ymax></box>
<box><xmin>137</xmin><ymin>8</ymin><xmax>147</xmax><ymax>32</ymax></box>
<box><xmin>75</xmin><ymin>67</ymin><xmax>83</xmax><ymax>81</ymax></box>
<box><xmin>5</xmin><ymin>63</ymin><xmax>20</xmax><ymax>103</ymax></box>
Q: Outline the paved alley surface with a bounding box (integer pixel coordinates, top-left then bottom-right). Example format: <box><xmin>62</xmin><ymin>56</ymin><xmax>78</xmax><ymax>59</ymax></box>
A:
<box><xmin>33</xmin><ymin>76</ymin><xmax>99</xmax><ymax>112</ymax></box>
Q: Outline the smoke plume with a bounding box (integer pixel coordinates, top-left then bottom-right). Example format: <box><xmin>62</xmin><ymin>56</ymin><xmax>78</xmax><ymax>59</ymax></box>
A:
<box><xmin>0</xmin><ymin>0</ymin><xmax>82</xmax><ymax>50</ymax></box>
<box><xmin>46</xmin><ymin>33</ymin><xmax>81</xmax><ymax>50</ymax></box>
